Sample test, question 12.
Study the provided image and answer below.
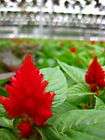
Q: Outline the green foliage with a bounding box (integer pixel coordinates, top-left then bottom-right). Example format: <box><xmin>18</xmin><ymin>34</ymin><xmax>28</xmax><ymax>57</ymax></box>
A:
<box><xmin>95</xmin><ymin>96</ymin><xmax>105</xmax><ymax>109</ymax></box>
<box><xmin>41</xmin><ymin>67</ymin><xmax>68</xmax><ymax>107</ymax></box>
<box><xmin>0</xmin><ymin>129</ymin><xmax>17</xmax><ymax>140</ymax></box>
<box><xmin>53</xmin><ymin>110</ymin><xmax>105</xmax><ymax>140</ymax></box>
<box><xmin>0</xmin><ymin>39</ymin><xmax>105</xmax><ymax>140</ymax></box>
<box><xmin>0</xmin><ymin>39</ymin><xmax>105</xmax><ymax>71</ymax></box>
<box><xmin>58</xmin><ymin>60</ymin><xmax>85</xmax><ymax>83</ymax></box>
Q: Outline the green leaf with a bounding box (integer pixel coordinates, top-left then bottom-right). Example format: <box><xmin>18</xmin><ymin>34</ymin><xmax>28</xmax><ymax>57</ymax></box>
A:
<box><xmin>68</xmin><ymin>83</ymin><xmax>89</xmax><ymax>95</ymax></box>
<box><xmin>54</xmin><ymin>110</ymin><xmax>105</xmax><ymax>140</ymax></box>
<box><xmin>50</xmin><ymin>100</ymin><xmax>78</xmax><ymax>124</ymax></box>
<box><xmin>66</xmin><ymin>93</ymin><xmax>94</xmax><ymax>109</ymax></box>
<box><xmin>0</xmin><ymin>117</ymin><xmax>13</xmax><ymax>128</ymax></box>
<box><xmin>41</xmin><ymin>67</ymin><xmax>68</xmax><ymax>107</ymax></box>
<box><xmin>0</xmin><ymin>87</ymin><xmax>8</xmax><ymax>97</ymax></box>
<box><xmin>95</xmin><ymin>96</ymin><xmax>105</xmax><ymax>109</ymax></box>
<box><xmin>0</xmin><ymin>128</ymin><xmax>17</xmax><ymax>140</ymax></box>
<box><xmin>0</xmin><ymin>105</ymin><xmax>6</xmax><ymax>117</ymax></box>
<box><xmin>42</xmin><ymin>127</ymin><xmax>61</xmax><ymax>140</ymax></box>
<box><xmin>0</xmin><ymin>79</ymin><xmax>8</xmax><ymax>86</ymax></box>
<box><xmin>67</xmin><ymin>83</ymin><xmax>94</xmax><ymax>109</ymax></box>
<box><xmin>58</xmin><ymin>61</ymin><xmax>85</xmax><ymax>83</ymax></box>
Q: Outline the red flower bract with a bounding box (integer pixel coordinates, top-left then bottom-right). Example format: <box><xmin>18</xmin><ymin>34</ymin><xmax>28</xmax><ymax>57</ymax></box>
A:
<box><xmin>90</xmin><ymin>40</ymin><xmax>96</xmax><ymax>45</ymax></box>
<box><xmin>69</xmin><ymin>47</ymin><xmax>77</xmax><ymax>53</ymax></box>
<box><xmin>17</xmin><ymin>121</ymin><xmax>32</xmax><ymax>138</ymax></box>
<box><xmin>85</xmin><ymin>57</ymin><xmax>105</xmax><ymax>92</ymax></box>
<box><xmin>0</xmin><ymin>54</ymin><xmax>55</xmax><ymax>127</ymax></box>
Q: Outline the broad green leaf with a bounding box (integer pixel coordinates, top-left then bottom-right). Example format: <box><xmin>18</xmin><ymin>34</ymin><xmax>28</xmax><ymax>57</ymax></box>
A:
<box><xmin>0</xmin><ymin>117</ymin><xmax>13</xmax><ymax>128</ymax></box>
<box><xmin>53</xmin><ymin>100</ymin><xmax>77</xmax><ymax>114</ymax></box>
<box><xmin>54</xmin><ymin>110</ymin><xmax>105</xmax><ymax>140</ymax></box>
<box><xmin>67</xmin><ymin>83</ymin><xmax>94</xmax><ymax>109</ymax></box>
<box><xmin>0</xmin><ymin>128</ymin><xmax>17</xmax><ymax>140</ymax></box>
<box><xmin>42</xmin><ymin>127</ymin><xmax>61</xmax><ymax>140</ymax></box>
<box><xmin>0</xmin><ymin>105</ymin><xmax>6</xmax><ymax>117</ymax></box>
<box><xmin>58</xmin><ymin>61</ymin><xmax>85</xmax><ymax>83</ymax></box>
<box><xmin>68</xmin><ymin>83</ymin><xmax>89</xmax><ymax>95</ymax></box>
<box><xmin>95</xmin><ymin>96</ymin><xmax>105</xmax><ymax>109</ymax></box>
<box><xmin>49</xmin><ymin>100</ymin><xmax>78</xmax><ymax>124</ymax></box>
<box><xmin>0</xmin><ymin>79</ymin><xmax>8</xmax><ymax>86</ymax></box>
<box><xmin>66</xmin><ymin>93</ymin><xmax>94</xmax><ymax>109</ymax></box>
<box><xmin>98</xmin><ymin>90</ymin><xmax>105</xmax><ymax>103</ymax></box>
<box><xmin>48</xmin><ymin>89</ymin><xmax>84</xmax><ymax>124</ymax></box>
<box><xmin>41</xmin><ymin>67</ymin><xmax>68</xmax><ymax>107</ymax></box>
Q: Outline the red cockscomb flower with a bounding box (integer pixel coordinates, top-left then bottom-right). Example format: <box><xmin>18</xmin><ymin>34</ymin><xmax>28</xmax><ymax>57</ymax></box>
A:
<box><xmin>69</xmin><ymin>47</ymin><xmax>77</xmax><ymax>53</ymax></box>
<box><xmin>85</xmin><ymin>57</ymin><xmax>105</xmax><ymax>92</ymax></box>
<box><xmin>90</xmin><ymin>40</ymin><xmax>96</xmax><ymax>45</ymax></box>
<box><xmin>0</xmin><ymin>54</ymin><xmax>55</xmax><ymax>137</ymax></box>
<box><xmin>17</xmin><ymin>121</ymin><xmax>32</xmax><ymax>138</ymax></box>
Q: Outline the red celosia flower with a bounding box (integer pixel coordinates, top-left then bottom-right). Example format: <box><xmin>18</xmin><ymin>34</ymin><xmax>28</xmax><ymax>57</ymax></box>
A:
<box><xmin>17</xmin><ymin>121</ymin><xmax>32</xmax><ymax>138</ymax></box>
<box><xmin>69</xmin><ymin>47</ymin><xmax>77</xmax><ymax>53</ymax></box>
<box><xmin>0</xmin><ymin>54</ymin><xmax>55</xmax><ymax>128</ymax></box>
<box><xmin>85</xmin><ymin>57</ymin><xmax>105</xmax><ymax>92</ymax></box>
<box><xmin>90</xmin><ymin>40</ymin><xmax>96</xmax><ymax>45</ymax></box>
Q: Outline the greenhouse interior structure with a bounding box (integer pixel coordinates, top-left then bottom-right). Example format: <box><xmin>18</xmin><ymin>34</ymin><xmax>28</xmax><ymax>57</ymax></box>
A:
<box><xmin>1</xmin><ymin>0</ymin><xmax>105</xmax><ymax>140</ymax></box>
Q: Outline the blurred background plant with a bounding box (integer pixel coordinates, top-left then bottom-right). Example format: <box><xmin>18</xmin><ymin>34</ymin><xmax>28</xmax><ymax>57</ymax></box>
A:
<box><xmin>0</xmin><ymin>39</ymin><xmax>105</xmax><ymax>73</ymax></box>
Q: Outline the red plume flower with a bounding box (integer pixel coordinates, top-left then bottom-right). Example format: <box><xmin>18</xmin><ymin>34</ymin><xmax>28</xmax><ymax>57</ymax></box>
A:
<box><xmin>85</xmin><ymin>57</ymin><xmax>105</xmax><ymax>92</ymax></box>
<box><xmin>0</xmin><ymin>54</ymin><xmax>55</xmax><ymax>137</ymax></box>
<box><xmin>17</xmin><ymin>121</ymin><xmax>32</xmax><ymax>138</ymax></box>
<box><xmin>69</xmin><ymin>47</ymin><xmax>77</xmax><ymax>53</ymax></box>
<box><xmin>90</xmin><ymin>40</ymin><xmax>96</xmax><ymax>45</ymax></box>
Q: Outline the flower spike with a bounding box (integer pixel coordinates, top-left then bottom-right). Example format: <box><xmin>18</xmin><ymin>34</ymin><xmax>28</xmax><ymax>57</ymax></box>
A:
<box><xmin>0</xmin><ymin>54</ymin><xmax>55</xmax><ymax>137</ymax></box>
<box><xmin>85</xmin><ymin>56</ymin><xmax>105</xmax><ymax>92</ymax></box>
